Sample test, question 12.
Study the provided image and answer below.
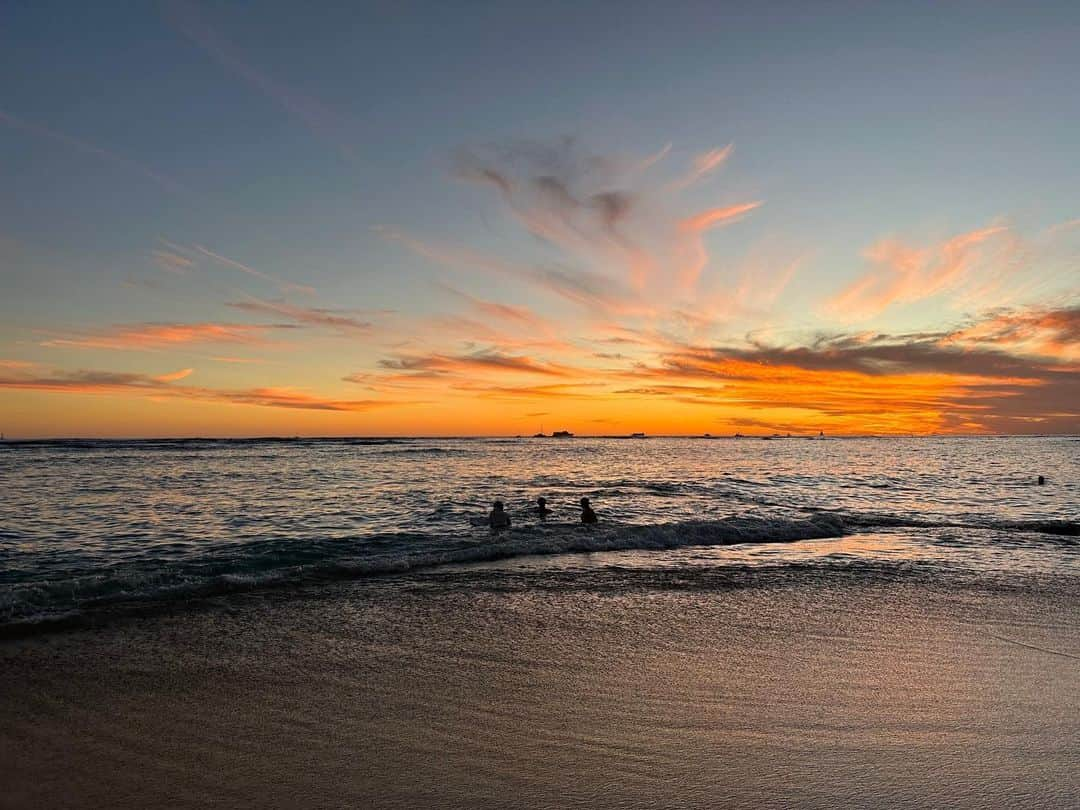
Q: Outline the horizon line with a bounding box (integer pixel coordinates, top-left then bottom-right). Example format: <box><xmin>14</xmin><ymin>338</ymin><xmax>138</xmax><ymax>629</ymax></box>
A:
<box><xmin>3</xmin><ymin>432</ymin><xmax>1076</xmax><ymax>442</ymax></box>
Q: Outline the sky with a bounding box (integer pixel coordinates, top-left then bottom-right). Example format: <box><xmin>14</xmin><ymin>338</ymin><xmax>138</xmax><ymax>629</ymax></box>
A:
<box><xmin>1</xmin><ymin>0</ymin><xmax>1077</xmax><ymax>438</ymax></box>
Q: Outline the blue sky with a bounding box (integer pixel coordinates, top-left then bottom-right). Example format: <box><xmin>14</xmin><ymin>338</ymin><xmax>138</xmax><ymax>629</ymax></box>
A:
<box><xmin>1</xmin><ymin>1</ymin><xmax>1077</xmax><ymax>436</ymax></box>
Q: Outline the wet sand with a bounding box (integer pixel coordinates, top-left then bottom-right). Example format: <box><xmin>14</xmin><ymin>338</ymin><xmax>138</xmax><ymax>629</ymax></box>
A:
<box><xmin>1</xmin><ymin>570</ymin><xmax>1078</xmax><ymax>809</ymax></box>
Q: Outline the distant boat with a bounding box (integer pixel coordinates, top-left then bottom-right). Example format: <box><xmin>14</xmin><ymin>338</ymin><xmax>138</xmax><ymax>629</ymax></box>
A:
<box><xmin>532</xmin><ymin>432</ymin><xmax>547</xmax><ymax>438</ymax></box>
<box><xmin>629</xmin><ymin>432</ymin><xmax>646</xmax><ymax>439</ymax></box>
<box><xmin>551</xmin><ymin>430</ymin><xmax>574</xmax><ymax>438</ymax></box>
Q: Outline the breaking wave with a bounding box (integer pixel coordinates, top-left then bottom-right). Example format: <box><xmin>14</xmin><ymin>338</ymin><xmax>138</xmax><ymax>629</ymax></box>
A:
<box><xmin>0</xmin><ymin>513</ymin><xmax>845</xmax><ymax>633</ymax></box>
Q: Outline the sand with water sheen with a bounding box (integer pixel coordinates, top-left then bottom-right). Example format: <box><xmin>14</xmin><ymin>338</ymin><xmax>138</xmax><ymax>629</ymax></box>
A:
<box><xmin>2</xmin><ymin>558</ymin><xmax>1077</xmax><ymax>809</ymax></box>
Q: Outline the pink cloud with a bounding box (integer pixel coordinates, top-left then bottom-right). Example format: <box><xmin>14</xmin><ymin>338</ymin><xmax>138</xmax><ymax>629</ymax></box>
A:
<box><xmin>826</xmin><ymin>224</ymin><xmax>1009</xmax><ymax>320</ymax></box>
<box><xmin>671</xmin><ymin>144</ymin><xmax>734</xmax><ymax>189</ymax></box>
<box><xmin>452</xmin><ymin>138</ymin><xmax>761</xmax><ymax>295</ymax></box>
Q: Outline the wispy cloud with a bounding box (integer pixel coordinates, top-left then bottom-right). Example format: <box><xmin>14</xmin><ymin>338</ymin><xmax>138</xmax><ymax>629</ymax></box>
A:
<box><xmin>436</xmin><ymin>284</ymin><xmax>545</xmax><ymax>327</ymax></box>
<box><xmin>671</xmin><ymin>144</ymin><xmax>734</xmax><ymax>189</ymax></box>
<box><xmin>190</xmin><ymin>244</ymin><xmax>315</xmax><ymax>295</ymax></box>
<box><xmin>379</xmin><ymin>226</ymin><xmax>647</xmax><ymax>317</ymax></box>
<box><xmin>0</xmin><ymin>365</ymin><xmax>411</xmax><ymax>412</ymax></box>
<box><xmin>453</xmin><ymin>137</ymin><xmax>761</xmax><ymax>294</ymax></box>
<box><xmin>39</xmin><ymin>322</ymin><xmax>283</xmax><ymax>351</ymax></box>
<box><xmin>0</xmin><ymin>108</ymin><xmax>191</xmax><ymax>196</ymax></box>
<box><xmin>211</xmin><ymin>355</ymin><xmax>264</xmax><ymax>364</ymax></box>
<box><xmin>826</xmin><ymin>224</ymin><xmax>1010</xmax><ymax>320</ymax></box>
<box><xmin>152</xmin><ymin>368</ymin><xmax>195</xmax><ymax>383</ymax></box>
<box><xmin>675</xmin><ymin>201</ymin><xmax>764</xmax><ymax>289</ymax></box>
<box><xmin>227</xmin><ymin>296</ymin><xmax>374</xmax><ymax>333</ymax></box>
<box><xmin>152</xmin><ymin>249</ymin><xmax>194</xmax><ymax>273</ymax></box>
<box><xmin>378</xmin><ymin>350</ymin><xmax>577</xmax><ymax>378</ymax></box>
<box><xmin>450</xmin><ymin>381</ymin><xmax>608</xmax><ymax>400</ymax></box>
<box><xmin>164</xmin><ymin>0</ymin><xmax>358</xmax><ymax>162</ymax></box>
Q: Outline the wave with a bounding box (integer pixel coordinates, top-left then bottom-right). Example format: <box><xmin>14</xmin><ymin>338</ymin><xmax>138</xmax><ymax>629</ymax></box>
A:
<box><xmin>815</xmin><ymin>509</ymin><xmax>1079</xmax><ymax>537</ymax></box>
<box><xmin>0</xmin><ymin>513</ymin><xmax>845</xmax><ymax>633</ymax></box>
<box><xmin>4</xmin><ymin>502</ymin><xmax>1076</xmax><ymax>636</ymax></box>
<box><xmin>379</xmin><ymin>447</ymin><xmax>471</xmax><ymax>456</ymax></box>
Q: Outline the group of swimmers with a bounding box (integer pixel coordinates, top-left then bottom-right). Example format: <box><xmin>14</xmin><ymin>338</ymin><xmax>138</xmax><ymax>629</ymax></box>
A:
<box><xmin>488</xmin><ymin>496</ymin><xmax>597</xmax><ymax>531</ymax></box>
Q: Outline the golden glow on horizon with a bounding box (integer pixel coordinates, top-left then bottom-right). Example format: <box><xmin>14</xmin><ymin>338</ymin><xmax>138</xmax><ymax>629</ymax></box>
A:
<box><xmin>0</xmin><ymin>143</ymin><xmax>1076</xmax><ymax>438</ymax></box>
<box><xmin>0</xmin><ymin>350</ymin><xmax>1060</xmax><ymax>438</ymax></box>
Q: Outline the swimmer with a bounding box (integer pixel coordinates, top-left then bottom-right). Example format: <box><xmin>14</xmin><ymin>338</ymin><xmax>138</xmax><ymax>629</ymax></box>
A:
<box><xmin>488</xmin><ymin>500</ymin><xmax>511</xmax><ymax>532</ymax></box>
<box><xmin>535</xmin><ymin>496</ymin><xmax>551</xmax><ymax>518</ymax></box>
<box><xmin>580</xmin><ymin>497</ymin><xmax>597</xmax><ymax>525</ymax></box>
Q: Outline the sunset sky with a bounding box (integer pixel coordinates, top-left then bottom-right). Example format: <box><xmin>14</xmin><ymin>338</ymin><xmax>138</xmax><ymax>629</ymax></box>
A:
<box><xmin>2</xmin><ymin>1</ymin><xmax>1077</xmax><ymax>437</ymax></box>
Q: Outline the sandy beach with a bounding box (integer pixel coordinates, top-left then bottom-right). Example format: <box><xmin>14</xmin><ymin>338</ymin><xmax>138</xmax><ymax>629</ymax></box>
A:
<box><xmin>2</xmin><ymin>562</ymin><xmax>1077</xmax><ymax>809</ymax></box>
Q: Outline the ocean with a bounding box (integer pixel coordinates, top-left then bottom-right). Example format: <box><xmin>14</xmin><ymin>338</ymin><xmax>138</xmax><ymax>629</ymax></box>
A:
<box><xmin>1</xmin><ymin>435</ymin><xmax>1076</xmax><ymax>632</ymax></box>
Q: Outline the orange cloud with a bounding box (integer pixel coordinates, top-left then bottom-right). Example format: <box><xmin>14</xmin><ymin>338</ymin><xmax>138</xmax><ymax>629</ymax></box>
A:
<box><xmin>40</xmin><ymin>322</ymin><xmax>281</xmax><ymax>350</ymax></box>
<box><xmin>153</xmin><ymin>368</ymin><xmax>195</xmax><ymax>383</ymax></box>
<box><xmin>450</xmin><ymin>381</ymin><xmax>608</xmax><ymax>400</ymax></box>
<box><xmin>12</xmin><ymin>304</ymin><xmax>1074</xmax><ymax>434</ymax></box>
<box><xmin>343</xmin><ymin>302</ymin><xmax>1078</xmax><ymax>434</ymax></box>
<box><xmin>379</xmin><ymin>351</ymin><xmax>577</xmax><ymax>378</ymax></box>
<box><xmin>0</xmin><ymin>366</ymin><xmax>411</xmax><ymax>413</ymax></box>
<box><xmin>943</xmin><ymin>304</ymin><xmax>1080</xmax><ymax>361</ymax></box>
<box><xmin>211</xmin><ymin>356</ymin><xmax>263</xmax><ymax>364</ymax></box>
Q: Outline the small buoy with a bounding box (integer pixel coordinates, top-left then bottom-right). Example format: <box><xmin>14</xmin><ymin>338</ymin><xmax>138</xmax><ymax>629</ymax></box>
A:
<box><xmin>1037</xmin><ymin>475</ymin><xmax>1045</xmax><ymax>485</ymax></box>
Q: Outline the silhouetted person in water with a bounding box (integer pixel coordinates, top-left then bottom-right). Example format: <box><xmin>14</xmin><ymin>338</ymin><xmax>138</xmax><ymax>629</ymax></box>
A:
<box><xmin>1038</xmin><ymin>475</ymin><xmax>1046</xmax><ymax>485</ymax></box>
<box><xmin>489</xmin><ymin>500</ymin><xmax>511</xmax><ymax>533</ymax></box>
<box><xmin>580</xmin><ymin>497</ymin><xmax>597</xmax><ymax>524</ymax></box>
<box><xmin>535</xmin><ymin>496</ymin><xmax>551</xmax><ymax>518</ymax></box>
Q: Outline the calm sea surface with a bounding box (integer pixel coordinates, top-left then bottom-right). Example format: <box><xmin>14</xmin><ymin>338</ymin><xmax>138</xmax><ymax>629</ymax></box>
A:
<box><xmin>1</xmin><ymin>435</ymin><xmax>1076</xmax><ymax>630</ymax></box>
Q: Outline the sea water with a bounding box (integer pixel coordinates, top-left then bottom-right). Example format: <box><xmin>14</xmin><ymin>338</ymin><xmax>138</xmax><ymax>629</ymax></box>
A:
<box><xmin>1</xmin><ymin>435</ymin><xmax>1076</xmax><ymax>631</ymax></box>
